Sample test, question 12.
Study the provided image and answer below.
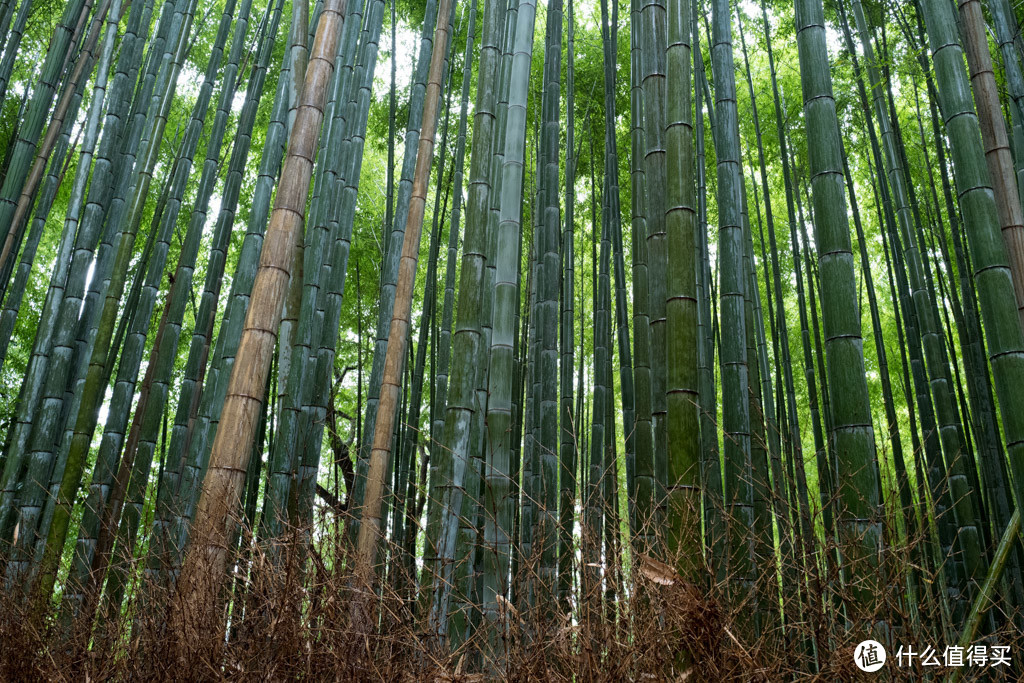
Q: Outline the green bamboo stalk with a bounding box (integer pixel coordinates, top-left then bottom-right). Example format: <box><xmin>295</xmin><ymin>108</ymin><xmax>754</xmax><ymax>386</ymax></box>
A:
<box><xmin>0</xmin><ymin>0</ymin><xmax>31</xmax><ymax>108</ymax></box>
<box><xmin>642</xmin><ymin>0</ymin><xmax>669</xmax><ymax>521</ymax></box>
<box><xmin>520</xmin><ymin>137</ymin><xmax>539</xmax><ymax>615</ymax></box>
<box><xmin>286</xmin><ymin>0</ymin><xmax>309</xmax><ymax>132</ymax></box>
<box><xmin>385</xmin><ymin>0</ymin><xmax>395</xmax><ymax>237</ymax></box>
<box><xmin>741</xmin><ymin>158</ymin><xmax>778</xmax><ymax>636</ymax></box>
<box><xmin>665</xmin><ymin>0</ymin><xmax>699</xmax><ymax>587</ymax></box>
<box><xmin>693</xmin><ymin>2</ymin><xmax>722</xmax><ymax>586</ymax></box>
<box><xmin>896</xmin><ymin>81</ymin><xmax>994</xmax><ymax>562</ymax></box>
<box><xmin>922</xmin><ymin>0</ymin><xmax>1024</xmax><ymax>591</ymax></box>
<box><xmin>601</xmin><ymin>160</ymin><xmax>621</xmax><ymax>622</ymax></box>
<box><xmin>424</xmin><ymin>0</ymin><xmax>501</xmax><ymax>643</ymax></box>
<box><xmin>37</xmin><ymin>0</ymin><xmax>181</xmax><ymax>450</ymax></box>
<box><xmin>162</xmin><ymin>0</ymin><xmax>358</xmax><ymax>577</ymax></box>
<box><xmin>152</xmin><ymin>3</ymin><xmax>295</xmax><ymax>580</ymax></box>
<box><xmin>630</xmin><ymin>0</ymin><xmax>654</xmax><ymax>556</ymax></box>
<box><xmin>42</xmin><ymin>0</ymin><xmax>250</xmax><ymax>606</ymax></box>
<box><xmin>557</xmin><ymin>0</ymin><xmax>575</xmax><ymax>611</ymax></box>
<box><xmin>834</xmin><ymin>2</ymin><xmax>920</xmax><ymax>628</ymax></box>
<box><xmin>482</xmin><ymin>1</ymin><xmax>520</xmax><ymax>622</ymax></box>
<box><xmin>795</xmin><ymin>0</ymin><xmax>882</xmax><ymax>625</ymax></box>
<box><xmin>272</xmin><ymin>0</ymin><xmax>310</xmax><ymax>475</ymax></box>
<box><xmin>989</xmin><ymin>0</ymin><xmax>1024</xmax><ymax>217</ymax></box>
<box><xmin>584</xmin><ymin>165</ymin><xmax>610</xmax><ymax>637</ymax></box>
<box><xmin>510</xmin><ymin>175</ymin><xmax>530</xmax><ymax>604</ymax></box>
<box><xmin>426</xmin><ymin>0</ymin><xmax>476</xmax><ymax>571</ymax></box>
<box><xmin>0</xmin><ymin>0</ymin><xmax>87</xmax><ymax>239</ymax></box>
<box><xmin>865</xmin><ymin>19</ymin><xmax>960</xmax><ymax>629</ymax></box>
<box><xmin>599</xmin><ymin>0</ymin><xmax>634</xmax><ymax>585</ymax></box>
<box><xmin>0</xmin><ymin>0</ymin><xmax>14</xmax><ymax>50</ymax></box>
<box><xmin>758</xmin><ymin>10</ymin><xmax>832</xmax><ymax>602</ymax></box>
<box><xmin>788</xmin><ymin>155</ymin><xmax>835</xmax><ymax>567</ymax></box>
<box><xmin>956</xmin><ymin>0</ymin><xmax>1024</xmax><ymax>332</ymax></box>
<box><xmin>325</xmin><ymin>2</ymin><xmax>417</xmax><ymax>536</ymax></box>
<box><xmin>532</xmin><ymin>0</ymin><xmax>561</xmax><ymax>617</ymax></box>
<box><xmin>710</xmin><ymin>0</ymin><xmax>755</xmax><ymax>619</ymax></box>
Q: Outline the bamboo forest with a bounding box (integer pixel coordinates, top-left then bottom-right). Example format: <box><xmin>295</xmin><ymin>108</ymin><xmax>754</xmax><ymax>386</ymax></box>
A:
<box><xmin>2</xmin><ymin>0</ymin><xmax>1024</xmax><ymax>677</ymax></box>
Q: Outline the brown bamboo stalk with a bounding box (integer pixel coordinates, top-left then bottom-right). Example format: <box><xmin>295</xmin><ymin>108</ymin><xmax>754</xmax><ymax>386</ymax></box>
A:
<box><xmin>180</xmin><ymin>0</ymin><xmax>346</xmax><ymax>606</ymax></box>
<box><xmin>351</xmin><ymin>0</ymin><xmax>453</xmax><ymax>622</ymax></box>
<box><xmin>958</xmin><ymin>0</ymin><xmax>1024</xmax><ymax>330</ymax></box>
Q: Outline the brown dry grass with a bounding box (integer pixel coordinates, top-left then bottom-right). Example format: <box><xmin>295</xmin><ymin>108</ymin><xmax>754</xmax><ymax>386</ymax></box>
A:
<box><xmin>1</xmin><ymin>466</ymin><xmax>1021</xmax><ymax>682</ymax></box>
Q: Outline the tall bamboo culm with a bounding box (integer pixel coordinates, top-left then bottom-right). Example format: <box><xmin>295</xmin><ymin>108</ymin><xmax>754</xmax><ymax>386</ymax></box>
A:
<box><xmin>180</xmin><ymin>0</ymin><xmax>347</xmax><ymax>614</ymax></box>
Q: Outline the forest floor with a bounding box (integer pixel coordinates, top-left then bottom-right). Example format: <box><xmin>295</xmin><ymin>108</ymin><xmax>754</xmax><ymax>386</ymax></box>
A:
<box><xmin>2</xmin><ymin>531</ymin><xmax>1021</xmax><ymax>680</ymax></box>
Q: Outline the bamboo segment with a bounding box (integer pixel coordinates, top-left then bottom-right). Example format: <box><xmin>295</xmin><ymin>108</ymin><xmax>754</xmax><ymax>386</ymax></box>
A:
<box><xmin>630</xmin><ymin>0</ymin><xmax>654</xmax><ymax>553</ymax></box>
<box><xmin>957</xmin><ymin>0</ymin><xmax>1024</xmax><ymax>332</ymax></box>
<box><xmin>534</xmin><ymin>0</ymin><xmax>561</xmax><ymax>618</ymax></box>
<box><xmin>665</xmin><ymin>0</ymin><xmax>699</xmax><ymax>585</ymax></box>
<box><xmin>557</xmin><ymin>0</ymin><xmax>576</xmax><ymax>611</ymax></box>
<box><xmin>350</xmin><ymin>0</ymin><xmax>442</xmax><ymax>541</ymax></box>
<box><xmin>710</xmin><ymin>0</ymin><xmax>754</xmax><ymax>618</ymax></box>
<box><xmin>642</xmin><ymin>0</ymin><xmax>669</xmax><ymax>518</ymax></box>
<box><xmin>428</xmin><ymin>0</ymin><xmax>476</xmax><ymax>580</ymax></box>
<box><xmin>922</xmin><ymin>0</ymin><xmax>1024</xmax><ymax>566</ymax></box>
<box><xmin>0</xmin><ymin>0</ymin><xmax>87</xmax><ymax>240</ymax></box>
<box><xmin>429</xmin><ymin>0</ymin><xmax>502</xmax><ymax>645</ymax></box>
<box><xmin>351</xmin><ymin>0</ymin><xmax>453</xmax><ymax>619</ymax></box>
<box><xmin>0</xmin><ymin>0</ymin><xmax>112</xmax><ymax>291</ymax></box>
<box><xmin>183</xmin><ymin>0</ymin><xmax>346</xmax><ymax>607</ymax></box>
<box><xmin>795</xmin><ymin>0</ymin><xmax>882</xmax><ymax>625</ymax></box>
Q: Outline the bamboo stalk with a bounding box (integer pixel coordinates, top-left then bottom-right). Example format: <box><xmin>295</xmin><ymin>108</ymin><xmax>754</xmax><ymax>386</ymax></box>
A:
<box><xmin>351</xmin><ymin>0</ymin><xmax>453</xmax><ymax>623</ymax></box>
<box><xmin>181</xmin><ymin>0</ymin><xmax>346</xmax><ymax>611</ymax></box>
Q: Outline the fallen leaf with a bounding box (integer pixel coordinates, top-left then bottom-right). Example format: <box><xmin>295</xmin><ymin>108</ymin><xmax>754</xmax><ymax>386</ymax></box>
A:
<box><xmin>638</xmin><ymin>553</ymin><xmax>678</xmax><ymax>586</ymax></box>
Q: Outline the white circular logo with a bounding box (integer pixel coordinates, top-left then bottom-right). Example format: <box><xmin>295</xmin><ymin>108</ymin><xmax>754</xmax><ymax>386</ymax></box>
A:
<box><xmin>855</xmin><ymin>640</ymin><xmax>887</xmax><ymax>672</ymax></box>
